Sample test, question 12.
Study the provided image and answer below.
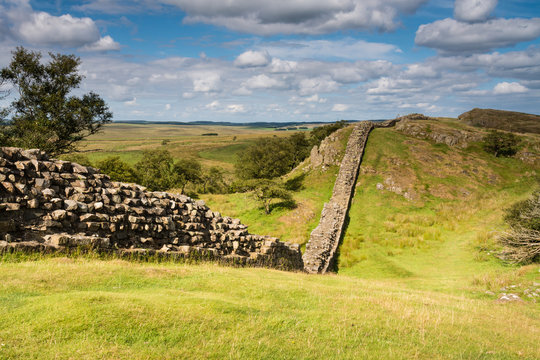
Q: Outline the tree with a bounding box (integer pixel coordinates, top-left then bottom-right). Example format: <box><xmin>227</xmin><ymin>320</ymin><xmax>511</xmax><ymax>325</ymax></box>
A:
<box><xmin>172</xmin><ymin>158</ymin><xmax>202</xmax><ymax>194</ymax></box>
<box><xmin>0</xmin><ymin>47</ymin><xmax>112</xmax><ymax>155</ymax></box>
<box><xmin>200</xmin><ymin>166</ymin><xmax>227</xmax><ymax>193</ymax></box>
<box><xmin>239</xmin><ymin>179</ymin><xmax>294</xmax><ymax>214</ymax></box>
<box><xmin>235</xmin><ymin>137</ymin><xmax>295</xmax><ymax>180</ymax></box>
<box><xmin>95</xmin><ymin>156</ymin><xmax>139</xmax><ymax>184</ymax></box>
<box><xmin>482</xmin><ymin>130</ymin><xmax>521</xmax><ymax>157</ymax></box>
<box><xmin>135</xmin><ymin>149</ymin><xmax>178</xmax><ymax>191</ymax></box>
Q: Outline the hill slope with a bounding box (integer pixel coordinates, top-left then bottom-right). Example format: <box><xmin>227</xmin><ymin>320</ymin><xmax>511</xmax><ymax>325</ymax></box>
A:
<box><xmin>458</xmin><ymin>108</ymin><xmax>540</xmax><ymax>134</ymax></box>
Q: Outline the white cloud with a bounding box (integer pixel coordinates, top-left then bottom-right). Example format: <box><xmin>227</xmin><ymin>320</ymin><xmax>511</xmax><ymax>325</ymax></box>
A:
<box><xmin>243</xmin><ymin>74</ymin><xmax>286</xmax><ymax>89</ymax></box>
<box><xmin>164</xmin><ymin>0</ymin><xmax>428</xmax><ymax>35</ymax></box>
<box><xmin>298</xmin><ymin>77</ymin><xmax>339</xmax><ymax>95</ymax></box>
<box><xmin>17</xmin><ymin>12</ymin><xmax>100</xmax><ymax>47</ymax></box>
<box><xmin>234</xmin><ymin>50</ymin><xmax>270</xmax><ymax>67</ymax></box>
<box><xmin>454</xmin><ymin>0</ymin><xmax>497</xmax><ymax>23</ymax></box>
<box><xmin>165</xmin><ymin>103</ymin><xmax>171</xmax><ymax>110</ymax></box>
<box><xmin>332</xmin><ymin>104</ymin><xmax>349</xmax><ymax>112</ymax></box>
<box><xmin>124</xmin><ymin>97</ymin><xmax>137</xmax><ymax>106</ymax></box>
<box><xmin>80</xmin><ymin>35</ymin><xmax>121</xmax><ymax>52</ymax></box>
<box><xmin>305</xmin><ymin>94</ymin><xmax>327</xmax><ymax>103</ymax></box>
<box><xmin>224</xmin><ymin>104</ymin><xmax>246</xmax><ymax>113</ymax></box>
<box><xmin>261</xmin><ymin>38</ymin><xmax>401</xmax><ymax>61</ymax></box>
<box><xmin>415</xmin><ymin>18</ymin><xmax>540</xmax><ymax>53</ymax></box>
<box><xmin>205</xmin><ymin>100</ymin><xmax>220</xmax><ymax>110</ymax></box>
<box><xmin>0</xmin><ymin>1</ymin><xmax>120</xmax><ymax>49</ymax></box>
<box><xmin>268</xmin><ymin>58</ymin><xmax>298</xmax><ymax>73</ymax></box>
<box><xmin>493</xmin><ymin>81</ymin><xmax>528</xmax><ymax>94</ymax></box>
<box><xmin>191</xmin><ymin>72</ymin><xmax>221</xmax><ymax>92</ymax></box>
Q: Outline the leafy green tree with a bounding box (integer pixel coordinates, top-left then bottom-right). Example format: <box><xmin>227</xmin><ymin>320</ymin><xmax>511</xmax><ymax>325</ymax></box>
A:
<box><xmin>173</xmin><ymin>158</ymin><xmax>202</xmax><ymax>194</ymax></box>
<box><xmin>200</xmin><ymin>166</ymin><xmax>227</xmax><ymax>193</ymax></box>
<box><xmin>135</xmin><ymin>149</ymin><xmax>177</xmax><ymax>191</ymax></box>
<box><xmin>235</xmin><ymin>137</ymin><xmax>295</xmax><ymax>180</ymax></box>
<box><xmin>309</xmin><ymin>120</ymin><xmax>347</xmax><ymax>147</ymax></box>
<box><xmin>482</xmin><ymin>130</ymin><xmax>521</xmax><ymax>157</ymax></box>
<box><xmin>0</xmin><ymin>47</ymin><xmax>112</xmax><ymax>155</ymax></box>
<box><xmin>239</xmin><ymin>179</ymin><xmax>294</xmax><ymax>214</ymax></box>
<box><xmin>95</xmin><ymin>156</ymin><xmax>139</xmax><ymax>183</ymax></box>
<box><xmin>287</xmin><ymin>132</ymin><xmax>311</xmax><ymax>165</ymax></box>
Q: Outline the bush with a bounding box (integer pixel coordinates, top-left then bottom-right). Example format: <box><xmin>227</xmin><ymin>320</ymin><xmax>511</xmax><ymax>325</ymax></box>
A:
<box><xmin>95</xmin><ymin>156</ymin><xmax>139</xmax><ymax>183</ymax></box>
<box><xmin>482</xmin><ymin>130</ymin><xmax>521</xmax><ymax>157</ymax></box>
<box><xmin>499</xmin><ymin>190</ymin><xmax>540</xmax><ymax>263</ymax></box>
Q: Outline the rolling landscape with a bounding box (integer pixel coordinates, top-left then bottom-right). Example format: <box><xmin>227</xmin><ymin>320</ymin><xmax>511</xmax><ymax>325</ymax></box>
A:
<box><xmin>1</xmin><ymin>0</ymin><xmax>540</xmax><ymax>359</ymax></box>
<box><xmin>2</xmin><ymin>111</ymin><xmax>539</xmax><ymax>359</ymax></box>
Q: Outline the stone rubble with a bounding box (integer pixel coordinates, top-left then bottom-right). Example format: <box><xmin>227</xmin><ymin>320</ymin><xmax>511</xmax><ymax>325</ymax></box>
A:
<box><xmin>0</xmin><ymin>147</ymin><xmax>303</xmax><ymax>270</ymax></box>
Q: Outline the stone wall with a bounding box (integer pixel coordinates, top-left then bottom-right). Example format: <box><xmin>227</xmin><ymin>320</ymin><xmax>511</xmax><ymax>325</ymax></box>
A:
<box><xmin>0</xmin><ymin>147</ymin><xmax>303</xmax><ymax>270</ymax></box>
<box><xmin>303</xmin><ymin>121</ymin><xmax>375</xmax><ymax>273</ymax></box>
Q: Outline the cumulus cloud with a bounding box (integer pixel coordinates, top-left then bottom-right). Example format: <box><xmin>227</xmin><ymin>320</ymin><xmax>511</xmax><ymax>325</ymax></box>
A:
<box><xmin>493</xmin><ymin>81</ymin><xmax>528</xmax><ymax>94</ymax></box>
<box><xmin>415</xmin><ymin>18</ymin><xmax>540</xmax><ymax>53</ymax></box>
<box><xmin>0</xmin><ymin>1</ymin><xmax>120</xmax><ymax>50</ymax></box>
<box><xmin>454</xmin><ymin>0</ymin><xmax>497</xmax><ymax>23</ymax></box>
<box><xmin>234</xmin><ymin>50</ymin><xmax>270</xmax><ymax>67</ymax></box>
<box><xmin>243</xmin><ymin>74</ymin><xmax>286</xmax><ymax>89</ymax></box>
<box><xmin>332</xmin><ymin>104</ymin><xmax>349</xmax><ymax>112</ymax></box>
<box><xmin>191</xmin><ymin>72</ymin><xmax>221</xmax><ymax>92</ymax></box>
<box><xmin>79</xmin><ymin>35</ymin><xmax>121</xmax><ymax>52</ymax></box>
<box><xmin>163</xmin><ymin>0</ymin><xmax>428</xmax><ymax>35</ymax></box>
<box><xmin>16</xmin><ymin>12</ymin><xmax>100</xmax><ymax>47</ymax></box>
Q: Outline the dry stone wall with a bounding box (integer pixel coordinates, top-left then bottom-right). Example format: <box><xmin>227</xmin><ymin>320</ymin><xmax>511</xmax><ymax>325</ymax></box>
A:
<box><xmin>0</xmin><ymin>147</ymin><xmax>302</xmax><ymax>270</ymax></box>
<box><xmin>303</xmin><ymin>121</ymin><xmax>375</xmax><ymax>273</ymax></box>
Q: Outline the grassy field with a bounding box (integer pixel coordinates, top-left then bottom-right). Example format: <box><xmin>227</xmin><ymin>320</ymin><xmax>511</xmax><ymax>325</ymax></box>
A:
<box><xmin>76</xmin><ymin>123</ymin><xmax>311</xmax><ymax>173</ymax></box>
<box><xmin>0</xmin><ymin>257</ymin><xmax>538</xmax><ymax>359</ymax></box>
<box><xmin>2</xmin><ymin>119</ymin><xmax>540</xmax><ymax>359</ymax></box>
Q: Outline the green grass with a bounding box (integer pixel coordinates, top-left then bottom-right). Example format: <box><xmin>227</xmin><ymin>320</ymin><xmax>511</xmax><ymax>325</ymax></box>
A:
<box><xmin>0</xmin><ymin>258</ymin><xmax>538</xmax><ymax>360</ymax></box>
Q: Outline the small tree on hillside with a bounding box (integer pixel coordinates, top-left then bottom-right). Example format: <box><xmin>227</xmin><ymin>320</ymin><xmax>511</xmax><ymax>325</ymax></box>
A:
<box><xmin>239</xmin><ymin>179</ymin><xmax>293</xmax><ymax>214</ymax></box>
<box><xmin>0</xmin><ymin>47</ymin><xmax>112</xmax><ymax>155</ymax></box>
<box><xmin>482</xmin><ymin>130</ymin><xmax>521</xmax><ymax>157</ymax></box>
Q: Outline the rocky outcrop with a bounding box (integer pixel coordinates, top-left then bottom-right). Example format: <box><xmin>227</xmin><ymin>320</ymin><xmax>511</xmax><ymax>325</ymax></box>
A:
<box><xmin>303</xmin><ymin>121</ymin><xmax>374</xmax><ymax>273</ymax></box>
<box><xmin>395</xmin><ymin>119</ymin><xmax>482</xmax><ymax>148</ymax></box>
<box><xmin>308</xmin><ymin>126</ymin><xmax>350</xmax><ymax>170</ymax></box>
<box><xmin>0</xmin><ymin>147</ymin><xmax>303</xmax><ymax>270</ymax></box>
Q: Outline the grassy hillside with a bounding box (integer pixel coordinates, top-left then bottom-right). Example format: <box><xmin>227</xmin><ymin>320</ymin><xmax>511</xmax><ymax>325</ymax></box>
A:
<box><xmin>0</xmin><ymin>258</ymin><xmax>538</xmax><ymax>359</ymax></box>
<box><xmin>458</xmin><ymin>108</ymin><xmax>540</xmax><ymax>134</ymax></box>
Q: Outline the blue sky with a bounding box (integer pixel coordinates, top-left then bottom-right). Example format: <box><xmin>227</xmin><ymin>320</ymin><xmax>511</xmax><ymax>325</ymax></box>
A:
<box><xmin>1</xmin><ymin>0</ymin><xmax>540</xmax><ymax>122</ymax></box>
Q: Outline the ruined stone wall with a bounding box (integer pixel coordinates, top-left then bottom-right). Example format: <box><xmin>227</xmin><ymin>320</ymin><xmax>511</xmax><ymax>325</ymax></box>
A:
<box><xmin>0</xmin><ymin>147</ymin><xmax>302</xmax><ymax>270</ymax></box>
<box><xmin>303</xmin><ymin>121</ymin><xmax>374</xmax><ymax>273</ymax></box>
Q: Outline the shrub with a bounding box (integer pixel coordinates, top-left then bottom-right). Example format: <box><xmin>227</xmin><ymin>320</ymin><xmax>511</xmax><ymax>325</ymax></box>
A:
<box><xmin>482</xmin><ymin>130</ymin><xmax>521</xmax><ymax>157</ymax></box>
<box><xmin>499</xmin><ymin>190</ymin><xmax>540</xmax><ymax>264</ymax></box>
<box><xmin>95</xmin><ymin>156</ymin><xmax>139</xmax><ymax>183</ymax></box>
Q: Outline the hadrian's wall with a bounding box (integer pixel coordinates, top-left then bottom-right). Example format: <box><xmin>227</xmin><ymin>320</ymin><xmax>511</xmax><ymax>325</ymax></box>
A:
<box><xmin>0</xmin><ymin>147</ymin><xmax>303</xmax><ymax>270</ymax></box>
<box><xmin>302</xmin><ymin>120</ymin><xmax>399</xmax><ymax>273</ymax></box>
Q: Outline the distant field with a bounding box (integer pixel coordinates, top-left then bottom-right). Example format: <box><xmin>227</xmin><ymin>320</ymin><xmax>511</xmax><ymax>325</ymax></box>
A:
<box><xmin>76</xmin><ymin>122</ymin><xmax>313</xmax><ymax>173</ymax></box>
